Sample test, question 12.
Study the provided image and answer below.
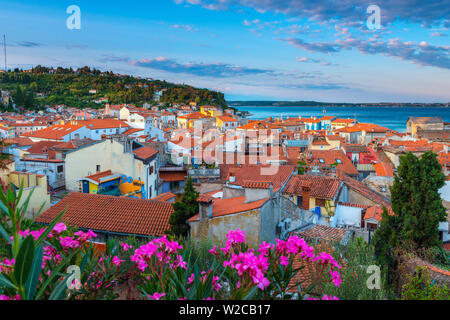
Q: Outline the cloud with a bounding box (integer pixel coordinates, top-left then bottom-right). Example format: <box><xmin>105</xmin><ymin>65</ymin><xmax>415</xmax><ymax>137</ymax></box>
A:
<box><xmin>15</xmin><ymin>41</ymin><xmax>44</xmax><ymax>47</ymax></box>
<box><xmin>173</xmin><ymin>0</ymin><xmax>449</xmax><ymax>27</ymax></box>
<box><xmin>99</xmin><ymin>55</ymin><xmax>130</xmax><ymax>63</ymax></box>
<box><xmin>281</xmin><ymin>38</ymin><xmax>340</xmax><ymax>54</ymax></box>
<box><xmin>127</xmin><ymin>56</ymin><xmax>274</xmax><ymax>77</ymax></box>
<box><xmin>243</xmin><ymin>19</ymin><xmax>260</xmax><ymax>26</ymax></box>
<box><xmin>171</xmin><ymin>24</ymin><xmax>198</xmax><ymax>32</ymax></box>
<box><xmin>431</xmin><ymin>32</ymin><xmax>448</xmax><ymax>37</ymax></box>
<box><xmin>282</xmin><ymin>36</ymin><xmax>450</xmax><ymax>69</ymax></box>
<box><xmin>281</xmin><ymin>83</ymin><xmax>348</xmax><ymax>90</ymax></box>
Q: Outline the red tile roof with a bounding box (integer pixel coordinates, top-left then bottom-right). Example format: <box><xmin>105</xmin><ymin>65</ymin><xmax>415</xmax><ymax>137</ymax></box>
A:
<box><xmin>343</xmin><ymin>176</ymin><xmax>391</xmax><ymax>207</ymax></box>
<box><xmin>3</xmin><ymin>137</ymin><xmax>34</xmax><ymax>146</ymax></box>
<box><xmin>35</xmin><ymin>193</ymin><xmax>174</xmax><ymax>237</ymax></box>
<box><xmin>364</xmin><ymin>205</ymin><xmax>393</xmax><ymax>222</ymax></box>
<box><xmin>224</xmin><ymin>165</ymin><xmax>295</xmax><ymax>191</ymax></box>
<box><xmin>133</xmin><ymin>146</ymin><xmax>158</xmax><ymax>161</ymax></box>
<box><xmin>374</xmin><ymin>162</ymin><xmax>394</xmax><ymax>177</ymax></box>
<box><xmin>26</xmin><ymin>124</ymin><xmax>84</xmax><ymax>140</ymax></box>
<box><xmin>26</xmin><ymin>141</ymin><xmax>59</xmax><ymax>154</ymax></box>
<box><xmin>151</xmin><ymin>192</ymin><xmax>177</xmax><ymax>202</ymax></box>
<box><xmin>159</xmin><ymin>170</ymin><xmax>187</xmax><ymax>182</ymax></box>
<box><xmin>216</xmin><ymin>116</ymin><xmax>238</xmax><ymax>122</ymax></box>
<box><xmin>122</xmin><ymin>128</ymin><xmax>144</xmax><ymax>136</ymax></box>
<box><xmin>310</xmin><ymin>150</ymin><xmax>359</xmax><ymax>176</ymax></box>
<box><xmin>80</xmin><ymin>119</ymin><xmax>131</xmax><ymax>130</ymax></box>
<box><xmin>85</xmin><ymin>170</ymin><xmax>114</xmax><ymax>183</ymax></box>
<box><xmin>294</xmin><ymin>225</ymin><xmax>348</xmax><ymax>242</ymax></box>
<box><xmin>284</xmin><ymin>175</ymin><xmax>341</xmax><ymax>199</ymax></box>
<box><xmin>188</xmin><ymin>196</ymin><xmax>268</xmax><ymax>222</ymax></box>
<box><xmin>241</xmin><ymin>180</ymin><xmax>272</xmax><ymax>189</ymax></box>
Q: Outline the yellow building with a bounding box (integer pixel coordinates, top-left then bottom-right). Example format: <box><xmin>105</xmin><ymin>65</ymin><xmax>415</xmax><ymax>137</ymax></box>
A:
<box><xmin>215</xmin><ymin>115</ymin><xmax>239</xmax><ymax>130</ymax></box>
<box><xmin>200</xmin><ymin>106</ymin><xmax>223</xmax><ymax>118</ymax></box>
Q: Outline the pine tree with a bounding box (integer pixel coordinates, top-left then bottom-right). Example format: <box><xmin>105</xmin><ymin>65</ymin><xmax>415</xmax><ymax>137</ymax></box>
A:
<box><xmin>374</xmin><ymin>151</ymin><xmax>447</xmax><ymax>267</ymax></box>
<box><xmin>168</xmin><ymin>177</ymin><xmax>199</xmax><ymax>238</ymax></box>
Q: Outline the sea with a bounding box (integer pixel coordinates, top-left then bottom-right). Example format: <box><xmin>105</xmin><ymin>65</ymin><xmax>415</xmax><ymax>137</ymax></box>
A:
<box><xmin>234</xmin><ymin>106</ymin><xmax>450</xmax><ymax>133</ymax></box>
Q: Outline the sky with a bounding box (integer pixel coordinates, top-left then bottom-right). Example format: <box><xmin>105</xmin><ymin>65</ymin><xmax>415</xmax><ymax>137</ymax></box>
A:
<box><xmin>0</xmin><ymin>0</ymin><xmax>449</xmax><ymax>102</ymax></box>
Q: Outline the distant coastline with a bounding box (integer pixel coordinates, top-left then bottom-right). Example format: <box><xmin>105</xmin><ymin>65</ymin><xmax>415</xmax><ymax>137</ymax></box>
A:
<box><xmin>227</xmin><ymin>101</ymin><xmax>450</xmax><ymax>108</ymax></box>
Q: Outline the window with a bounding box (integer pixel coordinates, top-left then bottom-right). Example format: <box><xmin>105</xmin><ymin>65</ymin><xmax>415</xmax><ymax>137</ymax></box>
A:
<box><xmin>319</xmin><ymin>158</ymin><xmax>325</xmax><ymax>163</ymax></box>
<box><xmin>57</xmin><ymin>165</ymin><xmax>63</xmax><ymax>173</ymax></box>
<box><xmin>335</xmin><ymin>159</ymin><xmax>342</xmax><ymax>164</ymax></box>
<box><xmin>96</xmin><ymin>165</ymin><xmax>101</xmax><ymax>172</ymax></box>
<box><xmin>316</xmin><ymin>198</ymin><xmax>326</xmax><ymax>207</ymax></box>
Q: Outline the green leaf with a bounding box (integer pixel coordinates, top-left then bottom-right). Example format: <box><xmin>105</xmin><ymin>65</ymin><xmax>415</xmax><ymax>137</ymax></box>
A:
<box><xmin>35</xmin><ymin>250</ymin><xmax>78</xmax><ymax>300</ymax></box>
<box><xmin>243</xmin><ymin>286</ymin><xmax>259</xmax><ymax>300</ymax></box>
<box><xmin>24</xmin><ymin>244</ymin><xmax>43</xmax><ymax>300</ymax></box>
<box><xmin>0</xmin><ymin>273</ymin><xmax>16</xmax><ymax>289</ymax></box>
<box><xmin>14</xmin><ymin>235</ymin><xmax>35</xmax><ymax>286</ymax></box>
<box><xmin>35</xmin><ymin>209</ymin><xmax>66</xmax><ymax>247</ymax></box>
<box><xmin>49</xmin><ymin>270</ymin><xmax>74</xmax><ymax>300</ymax></box>
<box><xmin>0</xmin><ymin>223</ymin><xmax>10</xmax><ymax>243</ymax></box>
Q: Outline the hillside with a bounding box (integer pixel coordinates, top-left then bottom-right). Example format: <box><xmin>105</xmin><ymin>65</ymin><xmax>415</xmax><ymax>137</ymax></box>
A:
<box><xmin>0</xmin><ymin>66</ymin><xmax>227</xmax><ymax>111</ymax></box>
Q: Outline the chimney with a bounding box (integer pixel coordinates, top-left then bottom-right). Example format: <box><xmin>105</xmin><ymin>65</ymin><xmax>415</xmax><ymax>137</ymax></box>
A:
<box><xmin>198</xmin><ymin>196</ymin><xmax>213</xmax><ymax>220</ymax></box>
<box><xmin>302</xmin><ymin>182</ymin><xmax>311</xmax><ymax>210</ymax></box>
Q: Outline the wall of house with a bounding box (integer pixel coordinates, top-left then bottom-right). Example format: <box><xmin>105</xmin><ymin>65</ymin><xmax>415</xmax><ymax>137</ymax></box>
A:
<box><xmin>190</xmin><ymin>209</ymin><xmax>262</xmax><ymax>248</ymax></box>
<box><xmin>332</xmin><ymin>205</ymin><xmax>362</xmax><ymax>227</ymax></box>
<box><xmin>3</xmin><ymin>173</ymin><xmax>50</xmax><ymax>219</ymax></box>
<box><xmin>64</xmin><ymin>140</ymin><xmax>149</xmax><ymax>195</ymax></box>
<box><xmin>285</xmin><ymin>194</ymin><xmax>335</xmax><ymax>217</ymax></box>
<box><xmin>347</xmin><ymin>189</ymin><xmax>380</xmax><ymax>207</ymax></box>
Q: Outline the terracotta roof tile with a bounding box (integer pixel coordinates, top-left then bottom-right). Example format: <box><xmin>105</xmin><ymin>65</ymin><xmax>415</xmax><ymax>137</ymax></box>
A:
<box><xmin>85</xmin><ymin>170</ymin><xmax>114</xmax><ymax>183</ymax></box>
<box><xmin>133</xmin><ymin>146</ymin><xmax>158</xmax><ymax>160</ymax></box>
<box><xmin>284</xmin><ymin>175</ymin><xmax>341</xmax><ymax>199</ymax></box>
<box><xmin>188</xmin><ymin>196</ymin><xmax>268</xmax><ymax>222</ymax></box>
<box><xmin>35</xmin><ymin>192</ymin><xmax>173</xmax><ymax>237</ymax></box>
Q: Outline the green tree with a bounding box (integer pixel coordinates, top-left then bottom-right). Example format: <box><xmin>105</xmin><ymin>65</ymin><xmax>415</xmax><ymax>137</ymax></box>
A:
<box><xmin>374</xmin><ymin>151</ymin><xmax>447</xmax><ymax>272</ymax></box>
<box><xmin>14</xmin><ymin>85</ymin><xmax>24</xmax><ymax>106</ymax></box>
<box><xmin>297</xmin><ymin>160</ymin><xmax>306</xmax><ymax>175</ymax></box>
<box><xmin>168</xmin><ymin>177</ymin><xmax>199</xmax><ymax>238</ymax></box>
<box><xmin>400</xmin><ymin>266</ymin><xmax>450</xmax><ymax>300</ymax></box>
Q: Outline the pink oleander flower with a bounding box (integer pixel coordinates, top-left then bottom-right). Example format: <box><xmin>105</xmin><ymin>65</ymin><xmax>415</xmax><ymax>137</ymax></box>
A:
<box><xmin>74</xmin><ymin>230</ymin><xmax>97</xmax><ymax>242</ymax></box>
<box><xmin>31</xmin><ymin>229</ymin><xmax>44</xmax><ymax>240</ymax></box>
<box><xmin>223</xmin><ymin>250</ymin><xmax>270</xmax><ymax>290</ymax></box>
<box><xmin>59</xmin><ymin>236</ymin><xmax>80</xmax><ymax>249</ymax></box>
<box><xmin>330</xmin><ymin>270</ymin><xmax>342</xmax><ymax>288</ymax></box>
<box><xmin>112</xmin><ymin>256</ymin><xmax>124</xmax><ymax>267</ymax></box>
<box><xmin>209</xmin><ymin>245</ymin><xmax>218</xmax><ymax>256</ymax></box>
<box><xmin>314</xmin><ymin>252</ymin><xmax>341</xmax><ymax>269</ymax></box>
<box><xmin>226</xmin><ymin>229</ymin><xmax>246</xmax><ymax>245</ymax></box>
<box><xmin>3</xmin><ymin>258</ymin><xmax>15</xmax><ymax>266</ymax></box>
<box><xmin>258</xmin><ymin>241</ymin><xmax>274</xmax><ymax>256</ymax></box>
<box><xmin>121</xmin><ymin>242</ymin><xmax>133</xmax><ymax>252</ymax></box>
<box><xmin>280</xmin><ymin>255</ymin><xmax>289</xmax><ymax>266</ymax></box>
<box><xmin>0</xmin><ymin>294</ymin><xmax>21</xmax><ymax>300</ymax></box>
<box><xmin>322</xmin><ymin>295</ymin><xmax>339</xmax><ymax>300</ymax></box>
<box><xmin>148</xmin><ymin>292</ymin><xmax>166</xmax><ymax>300</ymax></box>
<box><xmin>53</xmin><ymin>222</ymin><xmax>67</xmax><ymax>234</ymax></box>
<box><xmin>170</xmin><ymin>255</ymin><xmax>187</xmax><ymax>270</ymax></box>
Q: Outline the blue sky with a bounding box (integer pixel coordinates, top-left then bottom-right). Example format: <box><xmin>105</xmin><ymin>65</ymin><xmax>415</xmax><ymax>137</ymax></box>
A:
<box><xmin>0</xmin><ymin>0</ymin><xmax>449</xmax><ymax>102</ymax></box>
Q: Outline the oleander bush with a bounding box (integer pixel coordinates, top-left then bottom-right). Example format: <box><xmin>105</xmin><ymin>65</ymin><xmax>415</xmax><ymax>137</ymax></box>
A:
<box><xmin>0</xmin><ymin>182</ymin><xmax>342</xmax><ymax>300</ymax></box>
